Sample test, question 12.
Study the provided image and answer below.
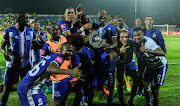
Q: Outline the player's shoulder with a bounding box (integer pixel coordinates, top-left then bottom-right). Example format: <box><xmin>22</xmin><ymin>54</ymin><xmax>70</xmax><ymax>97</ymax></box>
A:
<box><xmin>26</xmin><ymin>26</ymin><xmax>33</xmax><ymax>31</ymax></box>
<box><xmin>129</xmin><ymin>38</ymin><xmax>135</xmax><ymax>43</ymax></box>
<box><xmin>144</xmin><ymin>36</ymin><xmax>155</xmax><ymax>44</ymax></box>
<box><xmin>42</xmin><ymin>42</ymin><xmax>51</xmax><ymax>49</ymax></box>
<box><xmin>58</xmin><ymin>19</ymin><xmax>66</xmax><ymax>24</ymax></box>
<box><xmin>141</xmin><ymin>26</ymin><xmax>145</xmax><ymax>29</ymax></box>
<box><xmin>107</xmin><ymin>24</ymin><xmax>115</xmax><ymax>28</ymax></box>
<box><xmin>153</xmin><ymin>28</ymin><xmax>161</xmax><ymax>33</ymax></box>
<box><xmin>44</xmin><ymin>40</ymin><xmax>51</xmax><ymax>46</ymax></box>
<box><xmin>40</xmin><ymin>31</ymin><xmax>47</xmax><ymax>35</ymax></box>
<box><xmin>60</xmin><ymin>34</ymin><xmax>67</xmax><ymax>39</ymax></box>
<box><xmin>5</xmin><ymin>26</ymin><xmax>15</xmax><ymax>32</ymax></box>
<box><xmin>51</xmin><ymin>53</ymin><xmax>64</xmax><ymax>64</ymax></box>
<box><xmin>106</xmin><ymin>24</ymin><xmax>117</xmax><ymax>33</ymax></box>
<box><xmin>125</xmin><ymin>28</ymin><xmax>130</xmax><ymax>32</ymax></box>
<box><xmin>131</xmin><ymin>27</ymin><xmax>135</xmax><ymax>31</ymax></box>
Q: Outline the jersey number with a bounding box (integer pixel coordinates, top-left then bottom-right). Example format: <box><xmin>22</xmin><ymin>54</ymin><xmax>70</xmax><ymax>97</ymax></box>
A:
<box><xmin>29</xmin><ymin>59</ymin><xmax>46</xmax><ymax>76</ymax></box>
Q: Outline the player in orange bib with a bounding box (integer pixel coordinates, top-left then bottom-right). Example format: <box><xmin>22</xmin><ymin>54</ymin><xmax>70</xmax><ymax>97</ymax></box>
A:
<box><xmin>42</xmin><ymin>21</ymin><xmax>91</xmax><ymax>105</ymax></box>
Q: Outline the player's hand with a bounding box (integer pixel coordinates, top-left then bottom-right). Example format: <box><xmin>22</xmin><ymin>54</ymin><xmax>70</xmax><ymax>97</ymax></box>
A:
<box><xmin>4</xmin><ymin>52</ymin><xmax>12</xmax><ymax>61</ymax></box>
<box><xmin>83</xmin><ymin>23</ymin><xmax>92</xmax><ymax>30</ymax></box>
<box><xmin>71</xmin><ymin>64</ymin><xmax>82</xmax><ymax>79</ymax></box>
<box><xmin>103</xmin><ymin>43</ymin><xmax>111</xmax><ymax>50</ymax></box>
<box><xmin>119</xmin><ymin>43</ymin><xmax>130</xmax><ymax>53</ymax></box>
<box><xmin>140</xmin><ymin>42</ymin><xmax>147</xmax><ymax>53</ymax></box>
<box><xmin>37</xmin><ymin>35</ymin><xmax>43</xmax><ymax>40</ymax></box>
<box><xmin>76</xmin><ymin>4</ymin><xmax>84</xmax><ymax>15</ymax></box>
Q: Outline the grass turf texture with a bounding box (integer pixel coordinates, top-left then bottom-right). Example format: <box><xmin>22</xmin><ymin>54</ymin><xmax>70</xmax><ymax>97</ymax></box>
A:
<box><xmin>0</xmin><ymin>33</ymin><xmax>180</xmax><ymax>105</ymax></box>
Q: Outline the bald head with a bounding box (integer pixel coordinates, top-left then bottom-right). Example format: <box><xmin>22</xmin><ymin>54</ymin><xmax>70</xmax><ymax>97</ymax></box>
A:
<box><xmin>98</xmin><ymin>10</ymin><xmax>107</xmax><ymax>24</ymax></box>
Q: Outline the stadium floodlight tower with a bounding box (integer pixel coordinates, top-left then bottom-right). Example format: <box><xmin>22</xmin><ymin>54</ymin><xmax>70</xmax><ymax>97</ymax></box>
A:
<box><xmin>153</xmin><ymin>24</ymin><xmax>169</xmax><ymax>36</ymax></box>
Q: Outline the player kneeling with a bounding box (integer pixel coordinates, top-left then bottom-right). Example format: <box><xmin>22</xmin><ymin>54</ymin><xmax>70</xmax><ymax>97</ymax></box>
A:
<box><xmin>17</xmin><ymin>42</ymin><xmax>82</xmax><ymax>106</ymax></box>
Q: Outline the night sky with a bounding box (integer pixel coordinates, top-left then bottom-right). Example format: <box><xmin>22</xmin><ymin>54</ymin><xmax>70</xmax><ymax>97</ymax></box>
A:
<box><xmin>1</xmin><ymin>0</ymin><xmax>180</xmax><ymax>27</ymax></box>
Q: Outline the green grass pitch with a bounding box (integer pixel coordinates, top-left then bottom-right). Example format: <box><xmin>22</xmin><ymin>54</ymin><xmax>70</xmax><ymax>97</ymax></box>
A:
<box><xmin>0</xmin><ymin>33</ymin><xmax>180</xmax><ymax>106</ymax></box>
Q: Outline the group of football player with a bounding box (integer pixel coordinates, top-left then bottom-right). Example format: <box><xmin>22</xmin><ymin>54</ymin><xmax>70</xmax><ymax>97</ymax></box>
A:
<box><xmin>0</xmin><ymin>4</ymin><xmax>167</xmax><ymax>106</ymax></box>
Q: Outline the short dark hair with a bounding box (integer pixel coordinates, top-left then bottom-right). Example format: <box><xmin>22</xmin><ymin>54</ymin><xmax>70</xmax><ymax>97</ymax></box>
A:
<box><xmin>60</xmin><ymin>42</ymin><xmax>74</xmax><ymax>50</ymax></box>
<box><xmin>116</xmin><ymin>16</ymin><xmax>123</xmax><ymax>18</ymax></box>
<box><xmin>133</xmin><ymin>27</ymin><xmax>146</xmax><ymax>34</ymax></box>
<box><xmin>145</xmin><ymin>15</ymin><xmax>153</xmax><ymax>20</ymax></box>
<box><xmin>64</xmin><ymin>7</ymin><xmax>74</xmax><ymax>14</ymax></box>
<box><xmin>136</xmin><ymin>18</ymin><xmax>142</xmax><ymax>21</ymax></box>
<box><xmin>31</xmin><ymin>21</ymin><xmax>39</xmax><ymax>26</ymax></box>
<box><xmin>15</xmin><ymin>12</ymin><xmax>27</xmax><ymax>19</ymax></box>
<box><xmin>116</xmin><ymin>16</ymin><xmax>124</xmax><ymax>21</ymax></box>
<box><xmin>98</xmin><ymin>10</ymin><xmax>107</xmax><ymax>15</ymax></box>
<box><xmin>133</xmin><ymin>27</ymin><xmax>142</xmax><ymax>31</ymax></box>
<box><xmin>80</xmin><ymin>15</ymin><xmax>91</xmax><ymax>25</ymax></box>
<box><xmin>110</xmin><ymin>16</ymin><xmax>116</xmax><ymax>20</ymax></box>
<box><xmin>47</xmin><ymin>22</ymin><xmax>57</xmax><ymax>32</ymax></box>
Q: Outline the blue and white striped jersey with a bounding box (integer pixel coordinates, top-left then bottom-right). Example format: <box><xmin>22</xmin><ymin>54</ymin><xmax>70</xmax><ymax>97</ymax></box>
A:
<box><xmin>57</xmin><ymin>19</ymin><xmax>78</xmax><ymax>34</ymax></box>
<box><xmin>32</xmin><ymin>31</ymin><xmax>48</xmax><ymax>66</ymax></box>
<box><xmin>3</xmin><ymin>26</ymin><xmax>36</xmax><ymax>68</ymax></box>
<box><xmin>143</xmin><ymin>36</ymin><xmax>167</xmax><ymax>69</ymax></box>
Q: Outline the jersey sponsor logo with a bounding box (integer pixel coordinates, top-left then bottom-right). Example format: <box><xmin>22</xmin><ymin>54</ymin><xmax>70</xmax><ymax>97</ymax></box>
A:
<box><xmin>55</xmin><ymin>56</ymin><xmax>63</xmax><ymax>64</ymax></box>
<box><xmin>3</xmin><ymin>32</ymin><xmax>6</xmax><ymax>37</ymax></box>
<box><xmin>41</xmin><ymin>50</ymin><xmax>45</xmax><ymax>55</ymax></box>
<box><xmin>60</xmin><ymin>24</ymin><xmax>67</xmax><ymax>29</ymax></box>
<box><xmin>54</xmin><ymin>91</ymin><xmax>61</xmax><ymax>97</ymax></box>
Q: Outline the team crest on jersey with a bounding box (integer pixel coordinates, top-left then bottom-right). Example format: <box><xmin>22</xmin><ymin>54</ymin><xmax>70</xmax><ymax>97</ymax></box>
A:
<box><xmin>26</xmin><ymin>35</ymin><xmax>31</xmax><ymax>40</ymax></box>
<box><xmin>152</xmin><ymin>34</ymin><xmax>156</xmax><ymax>38</ymax></box>
<box><xmin>38</xmin><ymin>98</ymin><xmax>43</xmax><ymax>105</ymax></box>
<box><xmin>55</xmin><ymin>56</ymin><xmax>63</xmax><ymax>64</ymax></box>
<box><xmin>54</xmin><ymin>91</ymin><xmax>61</xmax><ymax>97</ymax></box>
<box><xmin>60</xmin><ymin>24</ymin><xmax>67</xmax><ymax>29</ymax></box>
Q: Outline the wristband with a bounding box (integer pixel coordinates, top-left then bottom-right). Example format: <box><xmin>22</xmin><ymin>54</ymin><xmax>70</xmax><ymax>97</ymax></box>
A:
<box><xmin>80</xmin><ymin>27</ymin><xmax>84</xmax><ymax>32</ymax></box>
